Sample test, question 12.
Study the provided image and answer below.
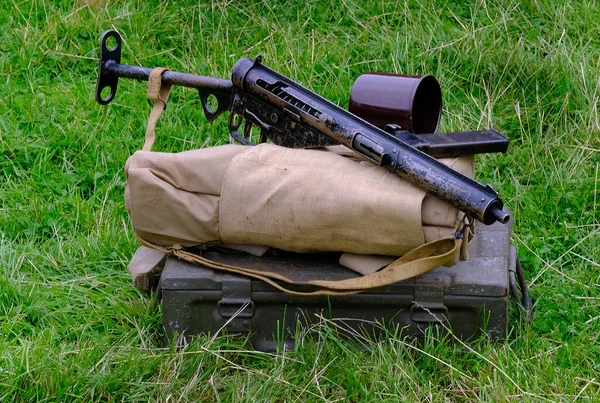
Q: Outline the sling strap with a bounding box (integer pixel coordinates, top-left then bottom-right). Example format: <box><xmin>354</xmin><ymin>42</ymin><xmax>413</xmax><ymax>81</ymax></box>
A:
<box><xmin>143</xmin><ymin>67</ymin><xmax>172</xmax><ymax>151</ymax></box>
<box><xmin>138</xmin><ymin>232</ymin><xmax>467</xmax><ymax>296</ymax></box>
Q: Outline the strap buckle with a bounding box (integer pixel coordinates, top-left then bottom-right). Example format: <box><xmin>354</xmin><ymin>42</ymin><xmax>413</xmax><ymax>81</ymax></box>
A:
<box><xmin>453</xmin><ymin>215</ymin><xmax>474</xmax><ymax>240</ymax></box>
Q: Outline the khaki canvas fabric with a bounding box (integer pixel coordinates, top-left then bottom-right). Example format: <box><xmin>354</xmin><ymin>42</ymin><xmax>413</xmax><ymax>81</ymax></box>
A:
<box><xmin>220</xmin><ymin>144</ymin><xmax>473</xmax><ymax>255</ymax></box>
<box><xmin>220</xmin><ymin>144</ymin><xmax>424</xmax><ymax>255</ymax></box>
<box><xmin>125</xmin><ymin>142</ymin><xmax>473</xmax><ymax>258</ymax></box>
<box><xmin>125</xmin><ymin>145</ymin><xmax>248</xmax><ymax>247</ymax></box>
<box><xmin>320</xmin><ymin>145</ymin><xmax>473</xmax><ymax>229</ymax></box>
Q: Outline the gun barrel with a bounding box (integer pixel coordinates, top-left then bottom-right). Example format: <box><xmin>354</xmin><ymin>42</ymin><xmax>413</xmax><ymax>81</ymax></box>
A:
<box><xmin>232</xmin><ymin>57</ymin><xmax>507</xmax><ymax>225</ymax></box>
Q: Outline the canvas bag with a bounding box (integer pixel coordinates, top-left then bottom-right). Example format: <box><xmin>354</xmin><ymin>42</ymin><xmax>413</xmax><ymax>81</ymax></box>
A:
<box><xmin>125</xmin><ymin>68</ymin><xmax>475</xmax><ymax>296</ymax></box>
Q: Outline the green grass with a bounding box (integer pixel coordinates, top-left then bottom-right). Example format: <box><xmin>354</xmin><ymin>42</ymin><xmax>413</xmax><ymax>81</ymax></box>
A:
<box><xmin>1</xmin><ymin>0</ymin><xmax>599</xmax><ymax>401</ymax></box>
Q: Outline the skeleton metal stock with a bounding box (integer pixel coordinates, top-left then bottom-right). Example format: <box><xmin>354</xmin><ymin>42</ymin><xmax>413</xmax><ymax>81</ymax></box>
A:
<box><xmin>96</xmin><ymin>30</ymin><xmax>509</xmax><ymax>225</ymax></box>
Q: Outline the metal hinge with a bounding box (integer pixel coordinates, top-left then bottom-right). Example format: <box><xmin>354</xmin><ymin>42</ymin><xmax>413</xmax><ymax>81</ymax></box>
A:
<box><xmin>218</xmin><ymin>275</ymin><xmax>254</xmax><ymax>333</ymax></box>
<box><xmin>410</xmin><ymin>283</ymin><xmax>448</xmax><ymax>324</ymax></box>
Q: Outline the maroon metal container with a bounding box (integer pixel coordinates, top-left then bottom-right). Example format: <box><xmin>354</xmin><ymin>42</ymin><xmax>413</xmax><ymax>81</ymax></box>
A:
<box><xmin>349</xmin><ymin>73</ymin><xmax>442</xmax><ymax>134</ymax></box>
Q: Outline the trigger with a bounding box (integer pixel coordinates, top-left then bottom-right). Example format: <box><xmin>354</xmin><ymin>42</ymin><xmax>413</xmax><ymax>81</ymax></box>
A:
<box><xmin>245</xmin><ymin>110</ymin><xmax>281</xmax><ymax>134</ymax></box>
<box><xmin>243</xmin><ymin>120</ymin><xmax>253</xmax><ymax>141</ymax></box>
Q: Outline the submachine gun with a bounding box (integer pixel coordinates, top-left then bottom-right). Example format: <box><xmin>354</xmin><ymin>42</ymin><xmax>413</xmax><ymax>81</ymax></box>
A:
<box><xmin>96</xmin><ymin>30</ymin><xmax>510</xmax><ymax>226</ymax></box>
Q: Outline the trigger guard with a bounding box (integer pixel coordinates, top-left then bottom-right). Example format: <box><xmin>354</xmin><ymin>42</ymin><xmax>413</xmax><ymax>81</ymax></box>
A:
<box><xmin>228</xmin><ymin>111</ymin><xmax>253</xmax><ymax>145</ymax></box>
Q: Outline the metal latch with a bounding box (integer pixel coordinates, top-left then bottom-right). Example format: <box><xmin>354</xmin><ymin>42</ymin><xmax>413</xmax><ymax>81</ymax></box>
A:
<box><xmin>411</xmin><ymin>283</ymin><xmax>448</xmax><ymax>324</ymax></box>
<box><xmin>218</xmin><ymin>275</ymin><xmax>254</xmax><ymax>333</ymax></box>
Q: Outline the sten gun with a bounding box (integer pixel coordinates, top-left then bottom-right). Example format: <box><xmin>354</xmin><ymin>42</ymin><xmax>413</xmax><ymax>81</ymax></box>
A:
<box><xmin>96</xmin><ymin>30</ymin><xmax>509</xmax><ymax>225</ymax></box>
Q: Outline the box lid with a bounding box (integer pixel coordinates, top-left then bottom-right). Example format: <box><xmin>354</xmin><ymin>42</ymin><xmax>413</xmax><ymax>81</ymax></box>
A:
<box><xmin>159</xmin><ymin>220</ymin><xmax>510</xmax><ymax>297</ymax></box>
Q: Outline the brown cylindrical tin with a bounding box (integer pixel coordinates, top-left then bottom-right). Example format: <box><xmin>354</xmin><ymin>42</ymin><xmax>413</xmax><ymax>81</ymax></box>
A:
<box><xmin>349</xmin><ymin>73</ymin><xmax>442</xmax><ymax>134</ymax></box>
